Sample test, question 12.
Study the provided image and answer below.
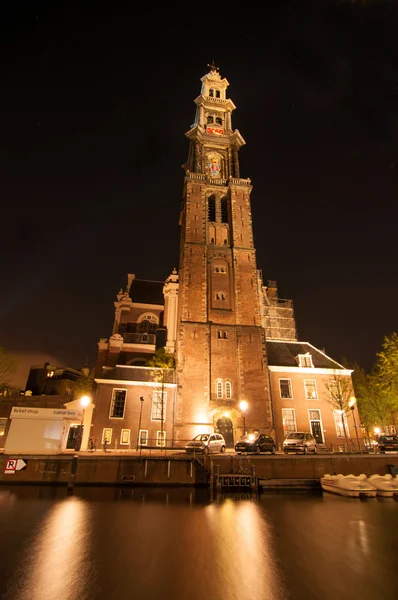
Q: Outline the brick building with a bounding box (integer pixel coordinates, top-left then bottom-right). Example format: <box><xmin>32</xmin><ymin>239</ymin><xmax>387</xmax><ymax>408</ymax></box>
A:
<box><xmin>92</xmin><ymin>65</ymin><xmax>359</xmax><ymax>451</ymax></box>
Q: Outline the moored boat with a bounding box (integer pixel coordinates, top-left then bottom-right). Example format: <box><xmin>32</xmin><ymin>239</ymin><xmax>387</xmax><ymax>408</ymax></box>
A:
<box><xmin>367</xmin><ymin>474</ymin><xmax>398</xmax><ymax>497</ymax></box>
<box><xmin>321</xmin><ymin>474</ymin><xmax>377</xmax><ymax>498</ymax></box>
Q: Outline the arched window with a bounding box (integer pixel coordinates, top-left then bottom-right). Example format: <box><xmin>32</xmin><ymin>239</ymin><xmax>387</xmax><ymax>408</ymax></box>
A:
<box><xmin>208</xmin><ymin>195</ymin><xmax>216</xmax><ymax>222</ymax></box>
<box><xmin>207</xmin><ymin>115</ymin><xmax>214</xmax><ymax>124</ymax></box>
<box><xmin>215</xmin><ymin>90</ymin><xmax>221</xmax><ymax>98</ymax></box>
<box><xmin>215</xmin><ymin>116</ymin><xmax>222</xmax><ymax>126</ymax></box>
<box><xmin>216</xmin><ymin>380</ymin><xmax>223</xmax><ymax>399</ymax></box>
<box><xmin>209</xmin><ymin>88</ymin><xmax>214</xmax><ymax>97</ymax></box>
<box><xmin>225</xmin><ymin>381</ymin><xmax>232</xmax><ymax>399</ymax></box>
<box><xmin>217</xmin><ymin>330</ymin><xmax>222</xmax><ymax>339</ymax></box>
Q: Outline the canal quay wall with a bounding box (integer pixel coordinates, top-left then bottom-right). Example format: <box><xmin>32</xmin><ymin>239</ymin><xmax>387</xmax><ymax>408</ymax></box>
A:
<box><xmin>0</xmin><ymin>453</ymin><xmax>397</xmax><ymax>489</ymax></box>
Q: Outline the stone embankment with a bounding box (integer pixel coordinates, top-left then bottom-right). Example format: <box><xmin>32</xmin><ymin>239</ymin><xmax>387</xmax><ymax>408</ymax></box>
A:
<box><xmin>1</xmin><ymin>451</ymin><xmax>397</xmax><ymax>490</ymax></box>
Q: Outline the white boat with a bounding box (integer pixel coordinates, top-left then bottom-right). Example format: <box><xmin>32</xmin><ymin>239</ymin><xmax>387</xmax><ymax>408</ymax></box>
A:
<box><xmin>320</xmin><ymin>474</ymin><xmax>377</xmax><ymax>498</ymax></box>
<box><xmin>367</xmin><ymin>474</ymin><xmax>398</xmax><ymax>497</ymax></box>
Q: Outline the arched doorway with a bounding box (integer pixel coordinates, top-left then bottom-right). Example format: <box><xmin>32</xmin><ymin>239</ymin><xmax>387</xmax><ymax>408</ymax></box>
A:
<box><xmin>216</xmin><ymin>417</ymin><xmax>234</xmax><ymax>448</ymax></box>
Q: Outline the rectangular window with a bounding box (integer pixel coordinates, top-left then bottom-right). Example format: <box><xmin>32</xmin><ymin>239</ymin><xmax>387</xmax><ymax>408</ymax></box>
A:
<box><xmin>102</xmin><ymin>428</ymin><xmax>112</xmax><ymax>444</ymax></box>
<box><xmin>151</xmin><ymin>390</ymin><xmax>167</xmax><ymax>421</ymax></box>
<box><xmin>120</xmin><ymin>429</ymin><xmax>130</xmax><ymax>445</ymax></box>
<box><xmin>333</xmin><ymin>410</ymin><xmax>349</xmax><ymax>438</ymax></box>
<box><xmin>0</xmin><ymin>418</ymin><xmax>7</xmax><ymax>436</ymax></box>
<box><xmin>298</xmin><ymin>354</ymin><xmax>313</xmax><ymax>368</ymax></box>
<box><xmin>156</xmin><ymin>431</ymin><xmax>166</xmax><ymax>447</ymax></box>
<box><xmin>304</xmin><ymin>379</ymin><xmax>318</xmax><ymax>399</ymax></box>
<box><xmin>282</xmin><ymin>408</ymin><xmax>296</xmax><ymax>435</ymax></box>
<box><xmin>279</xmin><ymin>379</ymin><xmax>292</xmax><ymax>399</ymax></box>
<box><xmin>109</xmin><ymin>389</ymin><xmax>127</xmax><ymax>419</ymax></box>
<box><xmin>139</xmin><ymin>430</ymin><xmax>148</xmax><ymax>446</ymax></box>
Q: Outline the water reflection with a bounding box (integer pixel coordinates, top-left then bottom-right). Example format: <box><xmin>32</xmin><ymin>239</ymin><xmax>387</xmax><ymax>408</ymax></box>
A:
<box><xmin>0</xmin><ymin>486</ymin><xmax>397</xmax><ymax>600</ymax></box>
<box><xmin>205</xmin><ymin>498</ymin><xmax>287</xmax><ymax>599</ymax></box>
<box><xmin>3</xmin><ymin>495</ymin><xmax>93</xmax><ymax>600</ymax></box>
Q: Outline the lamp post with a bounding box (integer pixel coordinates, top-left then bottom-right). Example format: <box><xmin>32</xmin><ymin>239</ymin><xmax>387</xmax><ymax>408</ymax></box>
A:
<box><xmin>349</xmin><ymin>396</ymin><xmax>360</xmax><ymax>452</ymax></box>
<box><xmin>75</xmin><ymin>395</ymin><xmax>90</xmax><ymax>451</ymax></box>
<box><xmin>136</xmin><ymin>396</ymin><xmax>145</xmax><ymax>451</ymax></box>
<box><xmin>239</xmin><ymin>400</ymin><xmax>248</xmax><ymax>436</ymax></box>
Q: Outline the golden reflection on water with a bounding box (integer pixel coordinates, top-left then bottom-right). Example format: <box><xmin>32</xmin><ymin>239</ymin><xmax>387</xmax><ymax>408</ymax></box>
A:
<box><xmin>205</xmin><ymin>497</ymin><xmax>286</xmax><ymax>600</ymax></box>
<box><xmin>15</xmin><ymin>497</ymin><xmax>91</xmax><ymax>600</ymax></box>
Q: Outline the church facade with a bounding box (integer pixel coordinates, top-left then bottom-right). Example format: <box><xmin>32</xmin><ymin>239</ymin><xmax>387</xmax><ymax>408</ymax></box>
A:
<box><xmin>91</xmin><ymin>66</ymin><xmax>359</xmax><ymax>451</ymax></box>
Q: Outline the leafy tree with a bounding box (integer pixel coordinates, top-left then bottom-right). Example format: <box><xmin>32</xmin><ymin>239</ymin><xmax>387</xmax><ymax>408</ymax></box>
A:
<box><xmin>324</xmin><ymin>371</ymin><xmax>355</xmax><ymax>447</ymax></box>
<box><xmin>373</xmin><ymin>333</ymin><xmax>398</xmax><ymax>429</ymax></box>
<box><xmin>146</xmin><ymin>349</ymin><xmax>175</xmax><ymax>442</ymax></box>
<box><xmin>70</xmin><ymin>367</ymin><xmax>94</xmax><ymax>401</ymax></box>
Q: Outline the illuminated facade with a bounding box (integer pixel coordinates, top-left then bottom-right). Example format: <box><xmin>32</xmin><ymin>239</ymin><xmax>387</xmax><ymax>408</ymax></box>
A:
<box><xmin>92</xmin><ymin>66</ymin><xmax>358</xmax><ymax>451</ymax></box>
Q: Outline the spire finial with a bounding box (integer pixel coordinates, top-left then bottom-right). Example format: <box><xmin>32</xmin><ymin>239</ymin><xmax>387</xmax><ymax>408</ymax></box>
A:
<box><xmin>207</xmin><ymin>60</ymin><xmax>219</xmax><ymax>74</ymax></box>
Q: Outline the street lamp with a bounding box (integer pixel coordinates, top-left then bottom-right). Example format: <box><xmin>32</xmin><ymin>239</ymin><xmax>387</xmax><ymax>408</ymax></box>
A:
<box><xmin>239</xmin><ymin>400</ymin><xmax>248</xmax><ymax>436</ymax></box>
<box><xmin>136</xmin><ymin>396</ymin><xmax>145</xmax><ymax>450</ymax></box>
<box><xmin>75</xmin><ymin>395</ymin><xmax>90</xmax><ymax>451</ymax></box>
<box><xmin>349</xmin><ymin>396</ymin><xmax>361</xmax><ymax>452</ymax></box>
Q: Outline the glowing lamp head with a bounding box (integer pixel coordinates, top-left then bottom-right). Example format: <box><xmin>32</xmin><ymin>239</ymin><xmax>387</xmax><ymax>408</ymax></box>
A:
<box><xmin>80</xmin><ymin>395</ymin><xmax>90</xmax><ymax>408</ymax></box>
<box><xmin>348</xmin><ymin>396</ymin><xmax>356</xmax><ymax>409</ymax></box>
<box><xmin>374</xmin><ymin>427</ymin><xmax>381</xmax><ymax>435</ymax></box>
<box><xmin>239</xmin><ymin>400</ymin><xmax>248</xmax><ymax>413</ymax></box>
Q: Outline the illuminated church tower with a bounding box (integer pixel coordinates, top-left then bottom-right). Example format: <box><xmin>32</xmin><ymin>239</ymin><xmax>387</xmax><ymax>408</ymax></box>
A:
<box><xmin>175</xmin><ymin>64</ymin><xmax>273</xmax><ymax>445</ymax></box>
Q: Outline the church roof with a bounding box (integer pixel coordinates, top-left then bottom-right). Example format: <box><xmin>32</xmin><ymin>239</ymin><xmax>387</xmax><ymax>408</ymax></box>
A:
<box><xmin>266</xmin><ymin>340</ymin><xmax>345</xmax><ymax>370</ymax></box>
<box><xmin>130</xmin><ymin>279</ymin><xmax>164</xmax><ymax>306</ymax></box>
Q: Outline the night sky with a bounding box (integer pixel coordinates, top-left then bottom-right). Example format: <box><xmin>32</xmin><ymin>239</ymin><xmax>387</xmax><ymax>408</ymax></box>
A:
<box><xmin>1</xmin><ymin>2</ymin><xmax>398</xmax><ymax>386</ymax></box>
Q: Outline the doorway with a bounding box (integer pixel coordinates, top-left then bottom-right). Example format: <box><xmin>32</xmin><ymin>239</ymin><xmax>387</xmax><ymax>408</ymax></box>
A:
<box><xmin>310</xmin><ymin>420</ymin><xmax>323</xmax><ymax>444</ymax></box>
<box><xmin>216</xmin><ymin>417</ymin><xmax>234</xmax><ymax>448</ymax></box>
<box><xmin>66</xmin><ymin>425</ymin><xmax>80</xmax><ymax>450</ymax></box>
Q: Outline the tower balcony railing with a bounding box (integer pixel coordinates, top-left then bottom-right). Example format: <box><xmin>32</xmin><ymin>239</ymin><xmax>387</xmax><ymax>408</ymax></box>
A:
<box><xmin>185</xmin><ymin>172</ymin><xmax>251</xmax><ymax>187</ymax></box>
<box><xmin>123</xmin><ymin>333</ymin><xmax>156</xmax><ymax>345</ymax></box>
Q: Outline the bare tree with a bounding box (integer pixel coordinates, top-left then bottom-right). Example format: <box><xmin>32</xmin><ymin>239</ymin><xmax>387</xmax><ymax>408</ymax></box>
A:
<box><xmin>324</xmin><ymin>371</ymin><xmax>355</xmax><ymax>448</ymax></box>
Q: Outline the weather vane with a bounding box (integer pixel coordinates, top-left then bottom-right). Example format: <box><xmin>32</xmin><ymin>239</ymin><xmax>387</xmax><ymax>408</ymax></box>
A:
<box><xmin>207</xmin><ymin>60</ymin><xmax>219</xmax><ymax>73</ymax></box>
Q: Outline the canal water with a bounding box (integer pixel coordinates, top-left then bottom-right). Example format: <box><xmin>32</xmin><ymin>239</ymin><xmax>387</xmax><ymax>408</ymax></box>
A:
<box><xmin>0</xmin><ymin>486</ymin><xmax>396</xmax><ymax>600</ymax></box>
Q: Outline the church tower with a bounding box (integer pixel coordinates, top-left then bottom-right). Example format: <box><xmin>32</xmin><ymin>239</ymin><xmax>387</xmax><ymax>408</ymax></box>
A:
<box><xmin>175</xmin><ymin>65</ymin><xmax>272</xmax><ymax>445</ymax></box>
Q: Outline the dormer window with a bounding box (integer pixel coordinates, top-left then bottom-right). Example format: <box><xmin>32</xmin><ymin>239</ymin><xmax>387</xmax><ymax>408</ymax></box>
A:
<box><xmin>297</xmin><ymin>354</ymin><xmax>314</xmax><ymax>368</ymax></box>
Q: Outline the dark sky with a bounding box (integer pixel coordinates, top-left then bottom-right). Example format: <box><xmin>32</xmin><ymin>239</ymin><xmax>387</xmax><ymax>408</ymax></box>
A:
<box><xmin>1</xmin><ymin>1</ymin><xmax>398</xmax><ymax>385</ymax></box>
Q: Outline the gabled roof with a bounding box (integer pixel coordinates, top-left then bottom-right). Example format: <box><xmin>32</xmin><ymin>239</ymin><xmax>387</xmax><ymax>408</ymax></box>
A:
<box><xmin>130</xmin><ymin>279</ymin><xmax>164</xmax><ymax>306</ymax></box>
<box><xmin>266</xmin><ymin>341</ymin><xmax>345</xmax><ymax>370</ymax></box>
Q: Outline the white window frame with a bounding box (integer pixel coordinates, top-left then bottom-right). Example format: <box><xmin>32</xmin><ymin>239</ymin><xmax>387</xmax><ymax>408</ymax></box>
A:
<box><xmin>120</xmin><ymin>429</ymin><xmax>130</xmax><ymax>445</ymax></box>
<box><xmin>151</xmin><ymin>390</ymin><xmax>167</xmax><ymax>421</ymax></box>
<box><xmin>279</xmin><ymin>378</ymin><xmax>293</xmax><ymax>399</ymax></box>
<box><xmin>109</xmin><ymin>388</ymin><xmax>127</xmax><ymax>419</ymax></box>
<box><xmin>298</xmin><ymin>354</ymin><xmax>314</xmax><ymax>368</ymax></box>
<box><xmin>102</xmin><ymin>428</ymin><xmax>112</xmax><ymax>444</ymax></box>
<box><xmin>156</xmin><ymin>431</ymin><xmax>166</xmax><ymax>447</ymax></box>
<box><xmin>307</xmin><ymin>409</ymin><xmax>324</xmax><ymax>443</ymax></box>
<box><xmin>333</xmin><ymin>410</ymin><xmax>349</xmax><ymax>438</ymax></box>
<box><xmin>225</xmin><ymin>381</ymin><xmax>232</xmax><ymax>399</ymax></box>
<box><xmin>304</xmin><ymin>379</ymin><xmax>318</xmax><ymax>400</ymax></box>
<box><xmin>216</xmin><ymin>379</ymin><xmax>223</xmax><ymax>399</ymax></box>
<box><xmin>282</xmin><ymin>408</ymin><xmax>297</xmax><ymax>436</ymax></box>
<box><xmin>139</xmin><ymin>430</ymin><xmax>148</xmax><ymax>446</ymax></box>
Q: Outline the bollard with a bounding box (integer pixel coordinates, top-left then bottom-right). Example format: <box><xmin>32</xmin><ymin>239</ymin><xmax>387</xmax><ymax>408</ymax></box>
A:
<box><xmin>67</xmin><ymin>454</ymin><xmax>79</xmax><ymax>493</ymax></box>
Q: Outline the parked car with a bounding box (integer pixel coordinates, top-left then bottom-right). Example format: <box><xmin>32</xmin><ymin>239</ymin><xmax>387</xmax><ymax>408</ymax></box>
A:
<box><xmin>235</xmin><ymin>433</ymin><xmax>276</xmax><ymax>454</ymax></box>
<box><xmin>185</xmin><ymin>433</ymin><xmax>226</xmax><ymax>454</ymax></box>
<box><xmin>377</xmin><ymin>435</ymin><xmax>398</xmax><ymax>453</ymax></box>
<box><xmin>283</xmin><ymin>432</ymin><xmax>317</xmax><ymax>454</ymax></box>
